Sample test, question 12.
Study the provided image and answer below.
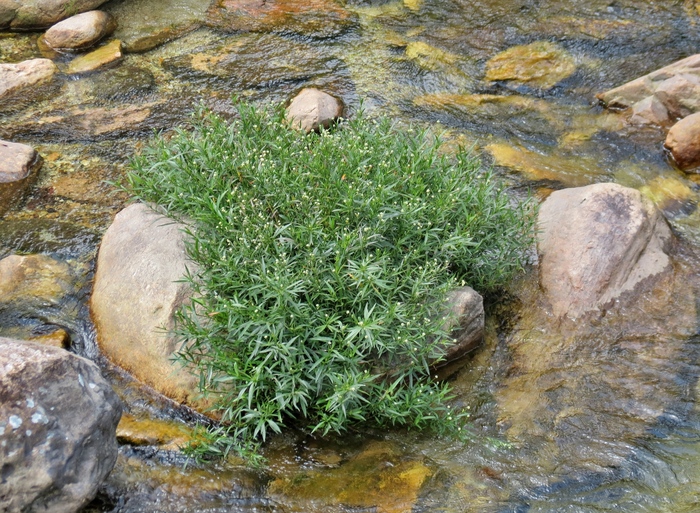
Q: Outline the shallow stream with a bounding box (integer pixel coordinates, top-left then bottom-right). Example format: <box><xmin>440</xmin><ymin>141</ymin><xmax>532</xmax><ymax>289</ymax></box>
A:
<box><xmin>2</xmin><ymin>0</ymin><xmax>700</xmax><ymax>511</ymax></box>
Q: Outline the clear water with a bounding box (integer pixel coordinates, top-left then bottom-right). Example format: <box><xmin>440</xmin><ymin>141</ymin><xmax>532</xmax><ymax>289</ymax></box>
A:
<box><xmin>1</xmin><ymin>0</ymin><xmax>700</xmax><ymax>511</ymax></box>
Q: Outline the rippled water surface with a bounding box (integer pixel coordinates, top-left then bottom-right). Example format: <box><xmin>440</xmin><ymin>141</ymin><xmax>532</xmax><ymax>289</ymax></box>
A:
<box><xmin>2</xmin><ymin>0</ymin><xmax>700</xmax><ymax>511</ymax></box>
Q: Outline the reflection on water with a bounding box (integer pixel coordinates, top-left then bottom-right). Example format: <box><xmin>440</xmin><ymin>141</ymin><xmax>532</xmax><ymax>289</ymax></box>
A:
<box><xmin>2</xmin><ymin>0</ymin><xmax>700</xmax><ymax>511</ymax></box>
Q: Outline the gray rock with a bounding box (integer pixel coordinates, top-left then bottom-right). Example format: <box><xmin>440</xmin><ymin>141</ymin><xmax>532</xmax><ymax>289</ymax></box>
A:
<box><xmin>0</xmin><ymin>338</ymin><xmax>122</xmax><ymax>513</ymax></box>
<box><xmin>537</xmin><ymin>183</ymin><xmax>672</xmax><ymax>319</ymax></box>
<box><xmin>91</xmin><ymin>203</ymin><xmax>209</xmax><ymax>412</ymax></box>
<box><xmin>0</xmin><ymin>0</ymin><xmax>108</xmax><ymax>29</ymax></box>
<box><xmin>0</xmin><ymin>58</ymin><xmax>57</xmax><ymax>101</ymax></box>
<box><xmin>44</xmin><ymin>10</ymin><xmax>116</xmax><ymax>51</ymax></box>
<box><xmin>665</xmin><ymin>111</ymin><xmax>700</xmax><ymax>172</ymax></box>
<box><xmin>439</xmin><ymin>286</ymin><xmax>484</xmax><ymax>364</ymax></box>
<box><xmin>0</xmin><ymin>140</ymin><xmax>42</xmax><ymax>217</ymax></box>
<box><xmin>286</xmin><ymin>88</ymin><xmax>342</xmax><ymax>132</ymax></box>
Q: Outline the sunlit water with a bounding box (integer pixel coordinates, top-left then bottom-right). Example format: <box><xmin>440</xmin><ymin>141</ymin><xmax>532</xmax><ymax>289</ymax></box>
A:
<box><xmin>2</xmin><ymin>0</ymin><xmax>700</xmax><ymax>511</ymax></box>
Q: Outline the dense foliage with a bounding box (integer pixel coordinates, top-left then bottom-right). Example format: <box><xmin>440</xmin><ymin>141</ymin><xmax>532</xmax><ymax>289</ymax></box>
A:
<box><xmin>125</xmin><ymin>100</ymin><xmax>534</xmax><ymax>458</ymax></box>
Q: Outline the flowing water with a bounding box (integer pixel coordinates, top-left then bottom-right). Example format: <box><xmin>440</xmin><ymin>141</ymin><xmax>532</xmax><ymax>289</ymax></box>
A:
<box><xmin>2</xmin><ymin>0</ymin><xmax>700</xmax><ymax>511</ymax></box>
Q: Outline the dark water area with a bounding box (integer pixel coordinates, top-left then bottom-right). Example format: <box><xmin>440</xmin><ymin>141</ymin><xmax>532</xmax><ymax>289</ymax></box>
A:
<box><xmin>2</xmin><ymin>0</ymin><xmax>700</xmax><ymax>511</ymax></box>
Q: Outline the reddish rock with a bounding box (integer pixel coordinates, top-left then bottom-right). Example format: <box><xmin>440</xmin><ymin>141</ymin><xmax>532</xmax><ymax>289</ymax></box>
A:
<box><xmin>653</xmin><ymin>73</ymin><xmax>700</xmax><ymax>119</ymax></box>
<box><xmin>44</xmin><ymin>10</ymin><xmax>116</xmax><ymax>51</ymax></box>
<box><xmin>665</xmin><ymin>112</ymin><xmax>700</xmax><ymax>172</ymax></box>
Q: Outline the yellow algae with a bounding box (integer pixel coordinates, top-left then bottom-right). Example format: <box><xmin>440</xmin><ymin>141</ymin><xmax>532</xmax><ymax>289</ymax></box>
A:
<box><xmin>640</xmin><ymin>175</ymin><xmax>697</xmax><ymax>212</ymax></box>
<box><xmin>268</xmin><ymin>440</ymin><xmax>432</xmax><ymax>513</ymax></box>
<box><xmin>403</xmin><ymin>0</ymin><xmax>423</xmax><ymax>11</ymax></box>
<box><xmin>405</xmin><ymin>41</ymin><xmax>460</xmax><ymax>71</ymax></box>
<box><xmin>117</xmin><ymin>413</ymin><xmax>198</xmax><ymax>451</ymax></box>
<box><xmin>67</xmin><ymin>40</ymin><xmax>123</xmax><ymax>74</ymax></box>
<box><xmin>486</xmin><ymin>142</ymin><xmax>604</xmax><ymax>187</ymax></box>
<box><xmin>485</xmin><ymin>41</ymin><xmax>576</xmax><ymax>89</ymax></box>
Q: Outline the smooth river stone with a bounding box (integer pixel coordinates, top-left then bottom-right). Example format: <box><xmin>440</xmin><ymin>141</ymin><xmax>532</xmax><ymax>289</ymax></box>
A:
<box><xmin>0</xmin><ymin>58</ymin><xmax>58</xmax><ymax>101</ymax></box>
<box><xmin>0</xmin><ymin>140</ymin><xmax>42</xmax><ymax>216</ymax></box>
<box><xmin>44</xmin><ymin>10</ymin><xmax>116</xmax><ymax>50</ymax></box>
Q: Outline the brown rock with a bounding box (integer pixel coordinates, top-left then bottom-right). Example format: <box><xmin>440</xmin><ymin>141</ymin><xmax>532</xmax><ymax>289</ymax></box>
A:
<box><xmin>0</xmin><ymin>337</ymin><xmax>122</xmax><ymax>513</ymax></box>
<box><xmin>91</xmin><ymin>203</ymin><xmax>209</xmax><ymax>413</ymax></box>
<box><xmin>537</xmin><ymin>183</ymin><xmax>672</xmax><ymax>319</ymax></box>
<box><xmin>207</xmin><ymin>0</ymin><xmax>355</xmax><ymax>39</ymax></box>
<box><xmin>629</xmin><ymin>95</ymin><xmax>670</xmax><ymax>126</ymax></box>
<box><xmin>0</xmin><ymin>58</ymin><xmax>58</xmax><ymax>101</ymax></box>
<box><xmin>598</xmin><ymin>54</ymin><xmax>700</xmax><ymax>109</ymax></box>
<box><xmin>28</xmin><ymin>328</ymin><xmax>71</xmax><ymax>349</ymax></box>
<box><xmin>0</xmin><ymin>140</ymin><xmax>42</xmax><ymax>217</ymax></box>
<box><xmin>286</xmin><ymin>88</ymin><xmax>342</xmax><ymax>132</ymax></box>
<box><xmin>44</xmin><ymin>10</ymin><xmax>116</xmax><ymax>51</ymax></box>
<box><xmin>0</xmin><ymin>0</ymin><xmax>109</xmax><ymax>29</ymax></box>
<box><xmin>653</xmin><ymin>73</ymin><xmax>700</xmax><ymax>119</ymax></box>
<box><xmin>0</xmin><ymin>253</ymin><xmax>72</xmax><ymax>306</ymax></box>
<box><xmin>67</xmin><ymin>39</ymin><xmax>122</xmax><ymax>74</ymax></box>
<box><xmin>665</xmin><ymin>111</ymin><xmax>700</xmax><ymax>172</ymax></box>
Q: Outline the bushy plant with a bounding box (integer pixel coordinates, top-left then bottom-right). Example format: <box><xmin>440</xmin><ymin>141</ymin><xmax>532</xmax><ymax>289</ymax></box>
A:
<box><xmin>125</xmin><ymin>100</ymin><xmax>534</xmax><ymax>458</ymax></box>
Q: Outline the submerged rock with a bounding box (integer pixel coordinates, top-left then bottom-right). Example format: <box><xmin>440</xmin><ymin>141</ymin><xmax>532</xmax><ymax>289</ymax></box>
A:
<box><xmin>537</xmin><ymin>183</ymin><xmax>672</xmax><ymax>319</ymax></box>
<box><xmin>106</xmin><ymin>0</ymin><xmax>208</xmax><ymax>53</ymax></box>
<box><xmin>0</xmin><ymin>253</ymin><xmax>73</xmax><ymax>307</ymax></box>
<box><xmin>286</xmin><ymin>87</ymin><xmax>343</xmax><ymax>132</ymax></box>
<box><xmin>91</xmin><ymin>203</ymin><xmax>208</xmax><ymax>413</ymax></box>
<box><xmin>207</xmin><ymin>0</ymin><xmax>356</xmax><ymax>39</ymax></box>
<box><xmin>484</xmin><ymin>41</ymin><xmax>576</xmax><ymax>90</ymax></box>
<box><xmin>0</xmin><ymin>0</ymin><xmax>108</xmax><ymax>29</ymax></box>
<box><xmin>67</xmin><ymin>39</ymin><xmax>122</xmax><ymax>74</ymax></box>
<box><xmin>0</xmin><ymin>59</ymin><xmax>58</xmax><ymax>102</ymax></box>
<box><xmin>665</xmin><ymin>111</ymin><xmax>700</xmax><ymax>172</ymax></box>
<box><xmin>44</xmin><ymin>10</ymin><xmax>116</xmax><ymax>51</ymax></box>
<box><xmin>0</xmin><ymin>140</ymin><xmax>42</xmax><ymax>217</ymax></box>
<box><xmin>0</xmin><ymin>337</ymin><xmax>122</xmax><ymax>513</ymax></box>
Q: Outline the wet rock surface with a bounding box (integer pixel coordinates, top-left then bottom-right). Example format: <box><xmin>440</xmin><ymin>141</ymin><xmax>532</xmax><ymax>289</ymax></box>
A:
<box><xmin>0</xmin><ymin>337</ymin><xmax>122</xmax><ymax>513</ymax></box>
<box><xmin>484</xmin><ymin>41</ymin><xmax>576</xmax><ymax>90</ymax></box>
<box><xmin>440</xmin><ymin>286</ymin><xmax>484</xmax><ymax>364</ymax></box>
<box><xmin>91</xmin><ymin>203</ymin><xmax>207</xmax><ymax>413</ymax></box>
<box><xmin>44</xmin><ymin>10</ymin><xmax>116</xmax><ymax>51</ymax></box>
<box><xmin>537</xmin><ymin>183</ymin><xmax>672</xmax><ymax>319</ymax></box>
<box><xmin>0</xmin><ymin>140</ymin><xmax>42</xmax><ymax>216</ymax></box>
<box><xmin>66</xmin><ymin>39</ymin><xmax>122</xmax><ymax>74</ymax></box>
<box><xmin>0</xmin><ymin>0</ymin><xmax>108</xmax><ymax>29</ymax></box>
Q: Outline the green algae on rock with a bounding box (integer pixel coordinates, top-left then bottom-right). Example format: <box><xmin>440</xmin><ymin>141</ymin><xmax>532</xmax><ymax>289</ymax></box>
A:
<box><xmin>485</xmin><ymin>41</ymin><xmax>576</xmax><ymax>90</ymax></box>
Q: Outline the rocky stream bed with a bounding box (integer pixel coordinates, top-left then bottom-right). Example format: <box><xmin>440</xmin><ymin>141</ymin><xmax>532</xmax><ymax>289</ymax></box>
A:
<box><xmin>2</xmin><ymin>0</ymin><xmax>700</xmax><ymax>512</ymax></box>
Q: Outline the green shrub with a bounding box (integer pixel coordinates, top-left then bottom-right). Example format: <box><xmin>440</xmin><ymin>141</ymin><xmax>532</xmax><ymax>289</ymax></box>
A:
<box><xmin>125</xmin><ymin>100</ymin><xmax>534</xmax><ymax>458</ymax></box>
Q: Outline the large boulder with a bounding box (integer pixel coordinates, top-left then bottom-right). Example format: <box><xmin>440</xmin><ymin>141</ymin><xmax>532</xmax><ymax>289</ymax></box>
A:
<box><xmin>537</xmin><ymin>183</ymin><xmax>672</xmax><ymax>319</ymax></box>
<box><xmin>44</xmin><ymin>10</ymin><xmax>116</xmax><ymax>51</ymax></box>
<box><xmin>90</xmin><ymin>203</ymin><xmax>208</xmax><ymax>412</ymax></box>
<box><xmin>0</xmin><ymin>59</ymin><xmax>58</xmax><ymax>102</ymax></box>
<box><xmin>664</xmin><ymin>111</ymin><xmax>700</xmax><ymax>172</ymax></box>
<box><xmin>0</xmin><ymin>140</ymin><xmax>42</xmax><ymax>217</ymax></box>
<box><xmin>0</xmin><ymin>0</ymin><xmax>108</xmax><ymax>29</ymax></box>
<box><xmin>0</xmin><ymin>338</ymin><xmax>122</xmax><ymax>513</ymax></box>
<box><xmin>286</xmin><ymin>88</ymin><xmax>343</xmax><ymax>133</ymax></box>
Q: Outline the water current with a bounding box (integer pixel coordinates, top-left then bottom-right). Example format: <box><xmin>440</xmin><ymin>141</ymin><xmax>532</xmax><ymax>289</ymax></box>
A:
<box><xmin>2</xmin><ymin>0</ymin><xmax>700</xmax><ymax>511</ymax></box>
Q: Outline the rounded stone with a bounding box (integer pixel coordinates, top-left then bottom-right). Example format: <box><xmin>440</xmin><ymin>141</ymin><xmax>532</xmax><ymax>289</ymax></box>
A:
<box><xmin>286</xmin><ymin>87</ymin><xmax>343</xmax><ymax>133</ymax></box>
<box><xmin>44</xmin><ymin>10</ymin><xmax>116</xmax><ymax>51</ymax></box>
<box><xmin>665</xmin><ymin>111</ymin><xmax>700</xmax><ymax>172</ymax></box>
